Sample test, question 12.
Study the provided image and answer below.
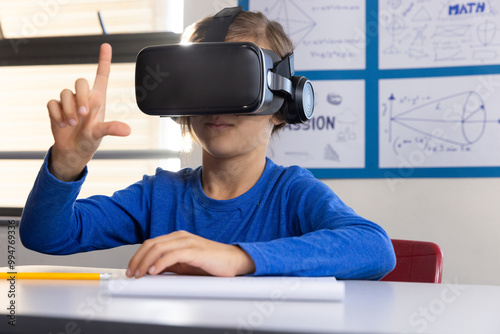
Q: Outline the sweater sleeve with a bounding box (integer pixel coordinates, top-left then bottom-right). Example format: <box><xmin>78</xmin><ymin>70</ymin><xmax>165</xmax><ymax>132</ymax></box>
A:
<box><xmin>237</xmin><ymin>174</ymin><xmax>396</xmax><ymax>279</ymax></box>
<box><xmin>19</xmin><ymin>149</ymin><xmax>153</xmax><ymax>255</ymax></box>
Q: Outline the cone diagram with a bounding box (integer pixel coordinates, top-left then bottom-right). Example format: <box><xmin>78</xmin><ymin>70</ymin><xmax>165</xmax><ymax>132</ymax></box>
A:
<box><xmin>391</xmin><ymin>91</ymin><xmax>486</xmax><ymax>145</ymax></box>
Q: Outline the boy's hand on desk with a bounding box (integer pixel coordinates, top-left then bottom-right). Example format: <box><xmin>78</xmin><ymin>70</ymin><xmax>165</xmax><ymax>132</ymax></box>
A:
<box><xmin>126</xmin><ymin>231</ymin><xmax>256</xmax><ymax>278</ymax></box>
<box><xmin>47</xmin><ymin>43</ymin><xmax>131</xmax><ymax>182</ymax></box>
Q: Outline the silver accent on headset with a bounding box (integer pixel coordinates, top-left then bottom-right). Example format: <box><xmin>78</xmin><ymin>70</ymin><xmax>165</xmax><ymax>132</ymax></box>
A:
<box><xmin>267</xmin><ymin>71</ymin><xmax>293</xmax><ymax>96</ymax></box>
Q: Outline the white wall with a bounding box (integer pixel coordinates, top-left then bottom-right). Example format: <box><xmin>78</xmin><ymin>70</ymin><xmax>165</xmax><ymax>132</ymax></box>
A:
<box><xmin>326</xmin><ymin>178</ymin><xmax>500</xmax><ymax>286</ymax></box>
<box><xmin>183</xmin><ymin>0</ymin><xmax>238</xmax><ymax>30</ymax></box>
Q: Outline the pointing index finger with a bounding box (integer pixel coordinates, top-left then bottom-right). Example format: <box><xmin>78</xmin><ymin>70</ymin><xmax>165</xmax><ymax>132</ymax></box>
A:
<box><xmin>93</xmin><ymin>43</ymin><xmax>112</xmax><ymax>92</ymax></box>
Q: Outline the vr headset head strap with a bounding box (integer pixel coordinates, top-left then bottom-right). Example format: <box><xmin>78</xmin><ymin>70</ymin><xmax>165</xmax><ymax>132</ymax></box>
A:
<box><xmin>274</xmin><ymin>53</ymin><xmax>295</xmax><ymax>78</ymax></box>
<box><xmin>203</xmin><ymin>6</ymin><xmax>243</xmax><ymax>42</ymax></box>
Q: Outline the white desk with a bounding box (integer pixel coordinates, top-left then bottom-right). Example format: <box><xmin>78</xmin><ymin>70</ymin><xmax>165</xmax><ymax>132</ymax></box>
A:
<box><xmin>1</xmin><ymin>268</ymin><xmax>499</xmax><ymax>333</ymax></box>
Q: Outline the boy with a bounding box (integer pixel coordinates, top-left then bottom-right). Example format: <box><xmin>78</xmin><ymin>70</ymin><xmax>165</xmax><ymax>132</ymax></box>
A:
<box><xmin>20</xmin><ymin>9</ymin><xmax>395</xmax><ymax>279</ymax></box>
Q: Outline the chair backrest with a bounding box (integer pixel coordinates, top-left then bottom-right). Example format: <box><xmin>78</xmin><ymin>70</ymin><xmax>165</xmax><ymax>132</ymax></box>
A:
<box><xmin>381</xmin><ymin>239</ymin><xmax>443</xmax><ymax>283</ymax></box>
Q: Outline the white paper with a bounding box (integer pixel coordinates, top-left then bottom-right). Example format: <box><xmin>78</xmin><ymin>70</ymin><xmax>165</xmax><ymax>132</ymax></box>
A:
<box><xmin>379</xmin><ymin>75</ymin><xmax>500</xmax><ymax>168</ymax></box>
<box><xmin>379</xmin><ymin>0</ymin><xmax>500</xmax><ymax>69</ymax></box>
<box><xmin>110</xmin><ymin>274</ymin><xmax>344</xmax><ymax>302</ymax></box>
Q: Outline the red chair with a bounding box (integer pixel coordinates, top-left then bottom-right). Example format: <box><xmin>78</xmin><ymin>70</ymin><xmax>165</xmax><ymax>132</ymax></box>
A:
<box><xmin>381</xmin><ymin>239</ymin><xmax>443</xmax><ymax>283</ymax></box>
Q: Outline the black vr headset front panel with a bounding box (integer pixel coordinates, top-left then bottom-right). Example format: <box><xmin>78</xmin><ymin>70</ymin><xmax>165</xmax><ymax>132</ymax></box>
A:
<box><xmin>136</xmin><ymin>42</ymin><xmax>269</xmax><ymax>116</ymax></box>
<box><xmin>135</xmin><ymin>6</ymin><xmax>315</xmax><ymax>124</ymax></box>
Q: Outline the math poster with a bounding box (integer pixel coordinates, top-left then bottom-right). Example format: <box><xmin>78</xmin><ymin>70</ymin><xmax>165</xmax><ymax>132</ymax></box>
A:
<box><xmin>379</xmin><ymin>75</ymin><xmax>500</xmax><ymax>168</ymax></box>
<box><xmin>243</xmin><ymin>0</ymin><xmax>500</xmax><ymax>177</ymax></box>
<box><xmin>268</xmin><ymin>80</ymin><xmax>365</xmax><ymax>169</ymax></box>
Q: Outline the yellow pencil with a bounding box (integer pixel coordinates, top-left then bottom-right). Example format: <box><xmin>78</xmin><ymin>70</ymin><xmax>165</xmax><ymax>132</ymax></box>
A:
<box><xmin>0</xmin><ymin>272</ymin><xmax>112</xmax><ymax>280</ymax></box>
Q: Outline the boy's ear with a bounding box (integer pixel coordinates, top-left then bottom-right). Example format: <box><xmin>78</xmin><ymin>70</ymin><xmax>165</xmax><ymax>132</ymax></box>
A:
<box><xmin>271</xmin><ymin>114</ymin><xmax>285</xmax><ymax>126</ymax></box>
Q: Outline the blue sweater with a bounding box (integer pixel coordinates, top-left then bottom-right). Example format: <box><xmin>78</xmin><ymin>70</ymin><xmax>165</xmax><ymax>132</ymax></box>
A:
<box><xmin>20</xmin><ymin>151</ymin><xmax>395</xmax><ymax>279</ymax></box>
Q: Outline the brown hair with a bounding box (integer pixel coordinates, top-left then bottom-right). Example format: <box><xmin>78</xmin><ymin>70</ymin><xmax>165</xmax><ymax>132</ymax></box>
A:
<box><xmin>178</xmin><ymin>11</ymin><xmax>294</xmax><ymax>138</ymax></box>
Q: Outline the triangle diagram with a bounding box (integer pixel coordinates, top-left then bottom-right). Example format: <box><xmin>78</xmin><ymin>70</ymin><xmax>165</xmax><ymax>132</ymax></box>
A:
<box><xmin>412</xmin><ymin>7</ymin><xmax>432</xmax><ymax>22</ymax></box>
<box><xmin>264</xmin><ymin>0</ymin><xmax>316</xmax><ymax>44</ymax></box>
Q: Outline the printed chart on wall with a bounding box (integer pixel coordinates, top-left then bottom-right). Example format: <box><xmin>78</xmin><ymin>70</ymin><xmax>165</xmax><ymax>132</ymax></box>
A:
<box><xmin>242</xmin><ymin>0</ymin><xmax>500</xmax><ymax>178</ymax></box>
<box><xmin>379</xmin><ymin>75</ymin><xmax>500</xmax><ymax>168</ymax></box>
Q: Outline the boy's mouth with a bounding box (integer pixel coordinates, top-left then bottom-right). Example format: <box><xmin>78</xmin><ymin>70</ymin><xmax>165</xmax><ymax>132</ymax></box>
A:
<box><xmin>205</xmin><ymin>116</ymin><xmax>234</xmax><ymax>129</ymax></box>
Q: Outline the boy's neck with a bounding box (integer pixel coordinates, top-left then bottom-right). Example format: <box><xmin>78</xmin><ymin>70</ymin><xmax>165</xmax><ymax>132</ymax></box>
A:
<box><xmin>201</xmin><ymin>150</ymin><xmax>267</xmax><ymax>200</ymax></box>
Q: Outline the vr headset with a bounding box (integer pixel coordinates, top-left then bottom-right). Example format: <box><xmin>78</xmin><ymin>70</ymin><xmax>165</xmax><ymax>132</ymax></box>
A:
<box><xmin>135</xmin><ymin>7</ymin><xmax>314</xmax><ymax>124</ymax></box>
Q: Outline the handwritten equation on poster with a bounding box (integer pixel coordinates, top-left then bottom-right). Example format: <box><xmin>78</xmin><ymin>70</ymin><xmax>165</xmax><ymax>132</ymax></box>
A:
<box><xmin>379</xmin><ymin>74</ymin><xmax>500</xmax><ymax>168</ymax></box>
<box><xmin>249</xmin><ymin>0</ymin><xmax>366</xmax><ymax>70</ymax></box>
<box><xmin>379</xmin><ymin>0</ymin><xmax>500</xmax><ymax>69</ymax></box>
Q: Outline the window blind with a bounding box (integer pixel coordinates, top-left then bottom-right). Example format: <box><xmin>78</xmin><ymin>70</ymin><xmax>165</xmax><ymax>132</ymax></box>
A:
<box><xmin>0</xmin><ymin>1</ymin><xmax>185</xmax><ymax>208</ymax></box>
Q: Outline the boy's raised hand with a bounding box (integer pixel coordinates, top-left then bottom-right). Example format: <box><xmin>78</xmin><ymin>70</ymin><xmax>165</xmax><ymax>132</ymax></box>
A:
<box><xmin>47</xmin><ymin>43</ymin><xmax>131</xmax><ymax>181</ymax></box>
